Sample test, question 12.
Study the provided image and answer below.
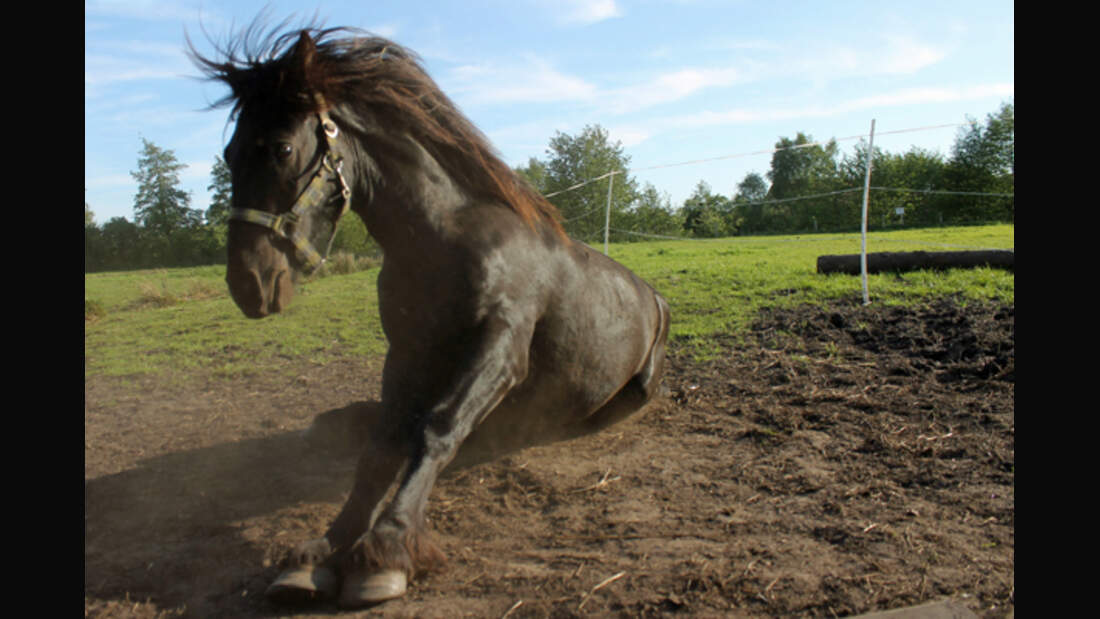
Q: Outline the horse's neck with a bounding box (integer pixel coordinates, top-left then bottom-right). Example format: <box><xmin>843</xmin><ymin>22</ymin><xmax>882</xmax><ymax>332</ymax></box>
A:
<box><xmin>355</xmin><ymin>136</ymin><xmax>466</xmax><ymax>255</ymax></box>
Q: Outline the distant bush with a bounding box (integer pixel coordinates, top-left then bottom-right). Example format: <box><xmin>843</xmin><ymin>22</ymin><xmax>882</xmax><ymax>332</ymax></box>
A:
<box><xmin>85</xmin><ymin>299</ymin><xmax>107</xmax><ymax>322</ymax></box>
<box><xmin>314</xmin><ymin>251</ymin><xmax>382</xmax><ymax>278</ymax></box>
<box><xmin>183</xmin><ymin>280</ymin><xmax>226</xmax><ymax>302</ymax></box>
<box><xmin>136</xmin><ymin>281</ymin><xmax>180</xmax><ymax>308</ymax></box>
<box><xmin>129</xmin><ymin>278</ymin><xmax>226</xmax><ymax>310</ymax></box>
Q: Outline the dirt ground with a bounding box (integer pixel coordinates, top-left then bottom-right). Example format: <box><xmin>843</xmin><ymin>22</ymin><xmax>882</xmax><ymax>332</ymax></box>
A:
<box><xmin>84</xmin><ymin>295</ymin><xmax>1014</xmax><ymax>618</ymax></box>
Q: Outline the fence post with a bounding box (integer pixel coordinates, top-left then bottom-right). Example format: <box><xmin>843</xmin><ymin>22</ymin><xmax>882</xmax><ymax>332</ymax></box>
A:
<box><xmin>860</xmin><ymin>119</ymin><xmax>876</xmax><ymax>306</ymax></box>
<box><xmin>604</xmin><ymin>171</ymin><xmax>615</xmax><ymax>255</ymax></box>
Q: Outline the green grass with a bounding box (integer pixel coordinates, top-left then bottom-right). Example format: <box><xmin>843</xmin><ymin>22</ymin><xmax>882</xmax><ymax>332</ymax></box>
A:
<box><xmin>85</xmin><ymin>224</ymin><xmax>1013</xmax><ymax>379</ymax></box>
<box><xmin>85</xmin><ymin>265</ymin><xmax>228</xmax><ymax>313</ymax></box>
<box><xmin>606</xmin><ymin>224</ymin><xmax>1013</xmax><ymax>345</ymax></box>
<box><xmin>85</xmin><ymin>267</ymin><xmax>387</xmax><ymax>379</ymax></box>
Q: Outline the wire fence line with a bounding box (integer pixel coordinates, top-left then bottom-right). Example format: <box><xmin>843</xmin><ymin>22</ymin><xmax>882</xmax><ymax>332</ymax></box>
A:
<box><xmin>540</xmin><ymin>121</ymin><xmax>986</xmax><ymax>200</ymax></box>
<box><xmin>607</xmin><ymin>227</ymin><xmax>1010</xmax><ymax>252</ymax></box>
<box><xmin>867</xmin><ymin>186</ymin><xmax>1013</xmax><ymax>198</ymax></box>
<box><xmin>564</xmin><ymin>184</ymin><xmax>1013</xmax><ymax>227</ymax></box>
<box><xmin>544</xmin><ymin>117</ymin><xmax>1012</xmax><ymax>305</ymax></box>
<box><xmin>542</xmin><ymin>118</ymin><xmax>1012</xmax><ymax>241</ymax></box>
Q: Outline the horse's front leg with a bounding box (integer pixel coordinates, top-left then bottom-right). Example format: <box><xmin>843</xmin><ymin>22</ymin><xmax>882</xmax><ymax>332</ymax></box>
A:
<box><xmin>265</xmin><ymin>420</ymin><xmax>410</xmax><ymax>604</ymax></box>
<box><xmin>338</xmin><ymin>317</ymin><xmax>531</xmax><ymax>608</ymax></box>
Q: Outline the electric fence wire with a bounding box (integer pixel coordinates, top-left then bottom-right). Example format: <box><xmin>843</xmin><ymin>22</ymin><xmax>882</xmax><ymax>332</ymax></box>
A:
<box><xmin>540</xmin><ymin>120</ymin><xmax>1013</xmax><ymax>204</ymax></box>
<box><xmin>542</xmin><ymin>118</ymin><xmax>1012</xmax><ymax>255</ymax></box>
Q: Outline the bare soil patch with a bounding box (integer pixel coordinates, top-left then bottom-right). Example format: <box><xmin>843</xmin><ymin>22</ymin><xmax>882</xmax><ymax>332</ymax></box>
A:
<box><xmin>85</xmin><ymin>296</ymin><xmax>1013</xmax><ymax>618</ymax></box>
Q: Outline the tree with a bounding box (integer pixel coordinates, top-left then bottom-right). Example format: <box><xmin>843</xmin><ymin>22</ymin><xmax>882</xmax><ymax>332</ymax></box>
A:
<box><xmin>542</xmin><ymin>125</ymin><xmax>638</xmax><ymax>242</ymax></box>
<box><xmin>731</xmin><ymin>172</ymin><xmax>768</xmax><ymax>234</ymax></box>
<box><xmin>619</xmin><ymin>183</ymin><xmax>681</xmax><ymax>240</ymax></box>
<box><xmin>513</xmin><ymin>157</ymin><xmax>549</xmax><ymax>195</ymax></box>
<box><xmin>734</xmin><ymin>172</ymin><xmax>768</xmax><ymax>204</ymax></box>
<box><xmin>841</xmin><ymin>144</ymin><xmax>947</xmax><ymax>228</ymax></box>
<box><xmin>98</xmin><ymin>216</ymin><xmax>146</xmax><ymax>270</ymax></box>
<box><xmin>680</xmin><ymin>180</ymin><xmax>734</xmax><ymax>238</ymax></box>
<box><xmin>85</xmin><ymin>200</ymin><xmax>102</xmax><ymax>272</ymax></box>
<box><xmin>766</xmin><ymin>133</ymin><xmax>841</xmax><ymax>232</ymax></box>
<box><xmin>206</xmin><ymin>156</ymin><xmax>232</xmax><ymax>227</ymax></box>
<box><xmin>944</xmin><ymin>101</ymin><xmax>1014</xmax><ymax>223</ymax></box>
<box><xmin>330</xmin><ymin>213</ymin><xmax>380</xmax><ymax>257</ymax></box>
<box><xmin>131</xmin><ymin>137</ymin><xmax>201</xmax><ymax>236</ymax></box>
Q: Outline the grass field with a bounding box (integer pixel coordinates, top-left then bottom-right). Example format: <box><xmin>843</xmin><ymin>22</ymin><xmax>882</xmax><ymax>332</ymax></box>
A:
<box><xmin>84</xmin><ymin>224</ymin><xmax>1013</xmax><ymax>379</ymax></box>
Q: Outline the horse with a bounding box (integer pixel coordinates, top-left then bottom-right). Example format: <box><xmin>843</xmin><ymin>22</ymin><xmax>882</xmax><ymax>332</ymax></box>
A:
<box><xmin>190</xmin><ymin>23</ymin><xmax>671</xmax><ymax>609</ymax></box>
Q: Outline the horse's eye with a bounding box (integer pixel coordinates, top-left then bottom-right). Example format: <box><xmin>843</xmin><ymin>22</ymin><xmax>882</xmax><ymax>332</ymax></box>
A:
<box><xmin>275</xmin><ymin>143</ymin><xmax>293</xmax><ymax>160</ymax></box>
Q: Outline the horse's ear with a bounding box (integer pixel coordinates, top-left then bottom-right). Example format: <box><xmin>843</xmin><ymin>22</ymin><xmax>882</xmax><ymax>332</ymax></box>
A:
<box><xmin>289</xmin><ymin>31</ymin><xmax>318</xmax><ymax>91</ymax></box>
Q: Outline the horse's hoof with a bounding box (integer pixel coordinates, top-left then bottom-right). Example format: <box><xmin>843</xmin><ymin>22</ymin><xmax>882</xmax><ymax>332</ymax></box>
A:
<box><xmin>265</xmin><ymin>565</ymin><xmax>338</xmax><ymax>605</ymax></box>
<box><xmin>338</xmin><ymin>569</ymin><xmax>408</xmax><ymax>607</ymax></box>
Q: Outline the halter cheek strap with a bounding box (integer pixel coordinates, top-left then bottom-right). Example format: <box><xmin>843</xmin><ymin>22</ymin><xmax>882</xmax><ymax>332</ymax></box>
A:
<box><xmin>229</xmin><ymin>104</ymin><xmax>352</xmax><ymax>273</ymax></box>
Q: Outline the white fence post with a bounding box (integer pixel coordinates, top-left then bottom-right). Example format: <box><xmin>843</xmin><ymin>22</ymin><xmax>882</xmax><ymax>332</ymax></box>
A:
<box><xmin>860</xmin><ymin>119</ymin><xmax>876</xmax><ymax>306</ymax></box>
<box><xmin>604</xmin><ymin>171</ymin><xmax>615</xmax><ymax>255</ymax></box>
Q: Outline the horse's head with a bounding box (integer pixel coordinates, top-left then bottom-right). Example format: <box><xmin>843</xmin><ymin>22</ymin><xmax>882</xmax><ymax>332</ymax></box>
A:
<box><xmin>218</xmin><ymin>32</ymin><xmax>353</xmax><ymax>318</ymax></box>
<box><xmin>192</xmin><ymin>22</ymin><xmax>567</xmax><ymax>319</ymax></box>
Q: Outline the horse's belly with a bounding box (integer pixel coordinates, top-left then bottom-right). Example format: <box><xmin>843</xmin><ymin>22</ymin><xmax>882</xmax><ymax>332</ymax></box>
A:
<box><xmin>451</xmin><ymin>298</ymin><xmax>657</xmax><ymax>468</ymax></box>
<box><xmin>446</xmin><ymin>237</ymin><xmax>665</xmax><ymax>470</ymax></box>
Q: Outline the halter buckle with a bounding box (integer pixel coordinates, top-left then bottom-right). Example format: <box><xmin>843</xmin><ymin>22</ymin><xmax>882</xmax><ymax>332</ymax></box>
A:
<box><xmin>272</xmin><ymin>211</ymin><xmax>299</xmax><ymax>236</ymax></box>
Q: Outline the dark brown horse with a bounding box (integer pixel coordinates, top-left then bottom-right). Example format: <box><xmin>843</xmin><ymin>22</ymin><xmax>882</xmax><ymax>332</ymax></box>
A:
<box><xmin>191</xmin><ymin>23</ymin><xmax>670</xmax><ymax>609</ymax></box>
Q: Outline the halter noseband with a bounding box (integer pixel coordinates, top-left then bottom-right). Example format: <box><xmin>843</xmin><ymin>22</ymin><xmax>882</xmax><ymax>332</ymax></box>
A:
<box><xmin>228</xmin><ymin>102</ymin><xmax>352</xmax><ymax>273</ymax></box>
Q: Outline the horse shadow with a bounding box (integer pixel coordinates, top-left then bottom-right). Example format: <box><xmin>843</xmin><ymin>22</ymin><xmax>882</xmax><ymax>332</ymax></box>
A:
<box><xmin>84</xmin><ymin>402</ymin><xmax>380</xmax><ymax>615</ymax></box>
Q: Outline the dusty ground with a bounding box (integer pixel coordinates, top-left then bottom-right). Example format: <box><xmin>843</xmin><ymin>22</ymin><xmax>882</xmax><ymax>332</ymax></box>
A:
<box><xmin>84</xmin><ymin>295</ymin><xmax>1014</xmax><ymax>618</ymax></box>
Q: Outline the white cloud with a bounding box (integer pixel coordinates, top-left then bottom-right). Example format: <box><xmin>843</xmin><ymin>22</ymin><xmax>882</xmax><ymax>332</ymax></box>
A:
<box><xmin>591</xmin><ymin>82</ymin><xmax>1013</xmax><ymax>153</ymax></box>
<box><xmin>837</xmin><ymin>84</ymin><xmax>1014</xmax><ymax>112</ymax></box>
<box><xmin>84</xmin><ymin>37</ymin><xmax>195</xmax><ymax>94</ymax></box>
<box><xmin>447</xmin><ymin>56</ymin><xmax>745</xmax><ymax>114</ymax></box>
<box><xmin>556</xmin><ymin>0</ymin><xmax>623</xmax><ymax>25</ymax></box>
<box><xmin>871</xmin><ymin>35</ymin><xmax>949</xmax><ymax>74</ymax></box>
<box><xmin>605</xmin><ymin>67</ymin><xmax>743</xmax><ymax>113</ymax></box>
<box><xmin>464</xmin><ymin>32</ymin><xmax>947</xmax><ymax>116</ymax></box>
<box><xmin>445</xmin><ymin>56</ymin><xmax>598</xmax><ymax>105</ymax></box>
<box><xmin>369</xmin><ymin>23</ymin><xmax>399</xmax><ymax>39</ymax></box>
<box><xmin>789</xmin><ymin>35</ymin><xmax>949</xmax><ymax>83</ymax></box>
<box><xmin>607</xmin><ymin>126</ymin><xmax>651</xmax><ymax>148</ymax></box>
<box><xmin>660</xmin><ymin>83</ymin><xmax>1015</xmax><ymax>131</ymax></box>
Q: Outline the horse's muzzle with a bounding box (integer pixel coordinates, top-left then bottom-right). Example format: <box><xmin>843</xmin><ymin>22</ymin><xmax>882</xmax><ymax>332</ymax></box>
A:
<box><xmin>226</xmin><ymin>263</ymin><xmax>293</xmax><ymax>318</ymax></box>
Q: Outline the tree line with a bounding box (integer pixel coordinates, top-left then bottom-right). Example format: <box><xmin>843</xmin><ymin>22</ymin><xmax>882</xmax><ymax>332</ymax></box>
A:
<box><xmin>84</xmin><ymin>139</ymin><xmax>377</xmax><ymax>273</ymax></box>
<box><xmin>518</xmin><ymin>101</ymin><xmax>1012</xmax><ymax>243</ymax></box>
<box><xmin>84</xmin><ymin>102</ymin><xmax>1011</xmax><ymax>272</ymax></box>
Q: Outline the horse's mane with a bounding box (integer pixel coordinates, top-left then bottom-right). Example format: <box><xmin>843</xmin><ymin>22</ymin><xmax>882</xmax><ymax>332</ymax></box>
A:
<box><xmin>189</xmin><ymin>20</ymin><xmax>564</xmax><ymax>236</ymax></box>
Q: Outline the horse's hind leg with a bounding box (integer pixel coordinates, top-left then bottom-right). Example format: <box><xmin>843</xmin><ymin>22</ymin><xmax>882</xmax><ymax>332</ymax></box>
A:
<box><xmin>568</xmin><ymin>292</ymin><xmax>670</xmax><ymax>438</ymax></box>
<box><xmin>567</xmin><ymin>374</ymin><xmax>663</xmax><ymax>439</ymax></box>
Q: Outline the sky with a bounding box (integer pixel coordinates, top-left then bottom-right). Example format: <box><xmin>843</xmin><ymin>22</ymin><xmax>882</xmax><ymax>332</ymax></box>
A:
<box><xmin>85</xmin><ymin>0</ymin><xmax>1013</xmax><ymax>225</ymax></box>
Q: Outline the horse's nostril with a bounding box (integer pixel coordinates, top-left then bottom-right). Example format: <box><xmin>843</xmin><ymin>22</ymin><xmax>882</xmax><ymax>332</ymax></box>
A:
<box><xmin>272</xmin><ymin>270</ymin><xmax>287</xmax><ymax>313</ymax></box>
<box><xmin>227</xmin><ymin>265</ymin><xmax>268</xmax><ymax>317</ymax></box>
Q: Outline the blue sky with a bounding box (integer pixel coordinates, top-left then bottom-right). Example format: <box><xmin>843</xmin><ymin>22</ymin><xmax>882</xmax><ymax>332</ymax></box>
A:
<box><xmin>85</xmin><ymin>0</ymin><xmax>1013</xmax><ymax>225</ymax></box>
